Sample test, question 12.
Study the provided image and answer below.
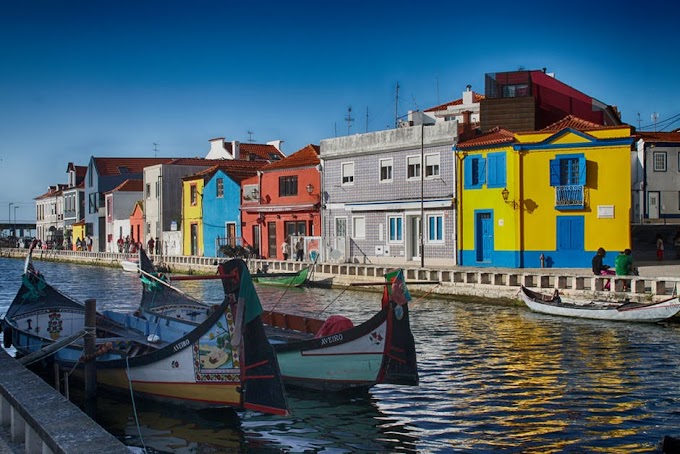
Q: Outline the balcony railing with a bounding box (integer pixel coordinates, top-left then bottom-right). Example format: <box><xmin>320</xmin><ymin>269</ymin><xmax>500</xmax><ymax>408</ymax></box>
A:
<box><xmin>555</xmin><ymin>185</ymin><xmax>584</xmax><ymax>209</ymax></box>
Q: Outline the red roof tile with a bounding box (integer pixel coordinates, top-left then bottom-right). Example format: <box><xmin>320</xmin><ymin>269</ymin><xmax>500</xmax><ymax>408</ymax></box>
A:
<box><xmin>425</xmin><ymin>92</ymin><xmax>484</xmax><ymax>112</ymax></box>
<box><xmin>229</xmin><ymin>143</ymin><xmax>285</xmax><ymax>161</ymax></box>
<box><xmin>93</xmin><ymin>157</ymin><xmax>176</xmax><ymax>176</ymax></box>
<box><xmin>635</xmin><ymin>131</ymin><xmax>680</xmax><ymax>143</ymax></box>
<box><xmin>541</xmin><ymin>115</ymin><xmax>607</xmax><ymax>131</ymax></box>
<box><xmin>457</xmin><ymin>127</ymin><xmax>515</xmax><ymax>149</ymax></box>
<box><xmin>108</xmin><ymin>179</ymin><xmax>144</xmax><ymax>193</ymax></box>
<box><xmin>260</xmin><ymin>144</ymin><xmax>320</xmax><ymax>171</ymax></box>
<box><xmin>183</xmin><ymin>160</ymin><xmax>266</xmax><ymax>183</ymax></box>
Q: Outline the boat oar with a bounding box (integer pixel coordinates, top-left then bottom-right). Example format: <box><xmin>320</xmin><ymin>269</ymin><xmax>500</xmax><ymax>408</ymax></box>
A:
<box><xmin>137</xmin><ymin>267</ymin><xmax>199</xmax><ymax>300</ymax></box>
<box><xmin>19</xmin><ymin>329</ymin><xmax>87</xmax><ymax>366</ymax></box>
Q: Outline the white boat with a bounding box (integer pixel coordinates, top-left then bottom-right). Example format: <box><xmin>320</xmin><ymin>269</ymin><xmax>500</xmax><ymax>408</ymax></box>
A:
<box><xmin>519</xmin><ymin>286</ymin><xmax>680</xmax><ymax>323</ymax></box>
<box><xmin>120</xmin><ymin>258</ymin><xmax>138</xmax><ymax>273</ymax></box>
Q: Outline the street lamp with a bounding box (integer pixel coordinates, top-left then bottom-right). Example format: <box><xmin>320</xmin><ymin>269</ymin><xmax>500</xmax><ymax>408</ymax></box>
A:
<box><xmin>8</xmin><ymin>203</ymin><xmax>13</xmax><ymax>237</ymax></box>
<box><xmin>14</xmin><ymin>205</ymin><xmax>18</xmax><ymax>238</ymax></box>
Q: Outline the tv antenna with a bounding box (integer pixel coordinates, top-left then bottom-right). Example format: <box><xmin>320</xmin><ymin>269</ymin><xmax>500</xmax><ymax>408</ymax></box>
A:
<box><xmin>345</xmin><ymin>106</ymin><xmax>354</xmax><ymax>135</ymax></box>
<box><xmin>247</xmin><ymin>130</ymin><xmax>255</xmax><ymax>142</ymax></box>
<box><xmin>394</xmin><ymin>82</ymin><xmax>400</xmax><ymax>128</ymax></box>
<box><xmin>153</xmin><ymin>142</ymin><xmax>159</xmax><ymax>157</ymax></box>
<box><xmin>651</xmin><ymin>112</ymin><xmax>659</xmax><ymax>131</ymax></box>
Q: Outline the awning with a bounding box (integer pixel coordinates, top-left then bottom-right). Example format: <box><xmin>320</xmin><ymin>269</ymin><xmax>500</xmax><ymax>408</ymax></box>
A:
<box><xmin>241</xmin><ymin>203</ymin><xmax>317</xmax><ymax>214</ymax></box>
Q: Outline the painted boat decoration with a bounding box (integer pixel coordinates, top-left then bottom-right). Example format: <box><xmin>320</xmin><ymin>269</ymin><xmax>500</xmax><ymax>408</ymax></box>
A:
<box><xmin>252</xmin><ymin>266</ymin><xmax>310</xmax><ymax>288</ymax></box>
<box><xmin>520</xmin><ymin>285</ymin><xmax>680</xmax><ymax>323</ymax></box>
<box><xmin>136</xmin><ymin>248</ymin><xmax>419</xmax><ymax>392</ymax></box>
<box><xmin>1</xmin><ymin>243</ymin><xmax>289</xmax><ymax>414</ymax></box>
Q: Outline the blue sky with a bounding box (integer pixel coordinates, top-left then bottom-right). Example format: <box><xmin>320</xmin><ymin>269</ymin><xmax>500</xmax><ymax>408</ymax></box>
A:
<box><xmin>1</xmin><ymin>0</ymin><xmax>679</xmax><ymax>223</ymax></box>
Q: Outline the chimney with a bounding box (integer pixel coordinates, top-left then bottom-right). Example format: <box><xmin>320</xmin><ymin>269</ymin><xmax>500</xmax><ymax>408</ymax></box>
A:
<box><xmin>206</xmin><ymin>138</ymin><xmax>228</xmax><ymax>160</ymax></box>
<box><xmin>231</xmin><ymin>141</ymin><xmax>240</xmax><ymax>160</ymax></box>
<box><xmin>463</xmin><ymin>85</ymin><xmax>473</xmax><ymax>106</ymax></box>
<box><xmin>267</xmin><ymin>140</ymin><xmax>284</xmax><ymax>152</ymax></box>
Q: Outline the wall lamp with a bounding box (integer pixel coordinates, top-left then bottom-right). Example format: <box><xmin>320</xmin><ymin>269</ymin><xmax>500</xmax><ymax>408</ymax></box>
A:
<box><xmin>501</xmin><ymin>188</ymin><xmax>518</xmax><ymax>209</ymax></box>
<box><xmin>306</xmin><ymin>183</ymin><xmax>314</xmax><ymax>195</ymax></box>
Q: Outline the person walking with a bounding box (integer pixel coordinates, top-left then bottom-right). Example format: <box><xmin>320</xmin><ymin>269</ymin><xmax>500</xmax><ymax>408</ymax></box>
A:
<box><xmin>656</xmin><ymin>233</ymin><xmax>665</xmax><ymax>261</ymax></box>
<box><xmin>295</xmin><ymin>238</ymin><xmax>304</xmax><ymax>261</ymax></box>
<box><xmin>86</xmin><ymin>236</ymin><xmax>93</xmax><ymax>252</ymax></box>
<box><xmin>147</xmin><ymin>237</ymin><xmax>155</xmax><ymax>254</ymax></box>
<box><xmin>281</xmin><ymin>237</ymin><xmax>290</xmax><ymax>260</ymax></box>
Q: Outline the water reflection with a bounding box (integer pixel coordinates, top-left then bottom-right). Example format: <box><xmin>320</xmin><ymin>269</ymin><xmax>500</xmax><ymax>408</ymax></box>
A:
<box><xmin>2</xmin><ymin>257</ymin><xmax>680</xmax><ymax>452</ymax></box>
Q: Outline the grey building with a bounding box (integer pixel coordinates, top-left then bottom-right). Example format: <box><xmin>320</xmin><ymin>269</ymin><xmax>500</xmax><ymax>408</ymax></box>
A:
<box><xmin>320</xmin><ymin>120</ymin><xmax>458</xmax><ymax>266</ymax></box>
<box><xmin>633</xmin><ymin>131</ymin><xmax>680</xmax><ymax>224</ymax></box>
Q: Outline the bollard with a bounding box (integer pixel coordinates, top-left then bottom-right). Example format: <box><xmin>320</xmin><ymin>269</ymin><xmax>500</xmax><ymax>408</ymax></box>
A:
<box><xmin>84</xmin><ymin>299</ymin><xmax>97</xmax><ymax>408</ymax></box>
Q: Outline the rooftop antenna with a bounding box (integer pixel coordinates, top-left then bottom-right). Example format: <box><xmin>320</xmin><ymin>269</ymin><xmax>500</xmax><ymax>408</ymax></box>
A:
<box><xmin>345</xmin><ymin>106</ymin><xmax>354</xmax><ymax>135</ymax></box>
<box><xmin>651</xmin><ymin>112</ymin><xmax>659</xmax><ymax>132</ymax></box>
<box><xmin>153</xmin><ymin>142</ymin><xmax>159</xmax><ymax>157</ymax></box>
<box><xmin>394</xmin><ymin>81</ymin><xmax>400</xmax><ymax>128</ymax></box>
<box><xmin>247</xmin><ymin>130</ymin><xmax>255</xmax><ymax>142</ymax></box>
<box><xmin>365</xmin><ymin>106</ymin><xmax>369</xmax><ymax>133</ymax></box>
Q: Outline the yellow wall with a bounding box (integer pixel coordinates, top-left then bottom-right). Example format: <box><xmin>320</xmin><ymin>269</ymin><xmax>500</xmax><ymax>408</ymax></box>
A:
<box><xmin>182</xmin><ymin>178</ymin><xmax>204</xmax><ymax>256</ymax></box>
<box><xmin>458</xmin><ymin>125</ymin><xmax>633</xmax><ymax>267</ymax></box>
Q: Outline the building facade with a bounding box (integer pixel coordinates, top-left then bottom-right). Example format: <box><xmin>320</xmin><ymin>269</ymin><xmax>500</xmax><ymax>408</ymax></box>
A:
<box><xmin>320</xmin><ymin>121</ymin><xmax>458</xmax><ymax>266</ymax></box>
<box><xmin>457</xmin><ymin>116</ymin><xmax>633</xmax><ymax>268</ymax></box>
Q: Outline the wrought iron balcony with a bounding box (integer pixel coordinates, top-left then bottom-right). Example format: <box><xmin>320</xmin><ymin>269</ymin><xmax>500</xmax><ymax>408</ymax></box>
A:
<box><xmin>555</xmin><ymin>185</ymin><xmax>584</xmax><ymax>209</ymax></box>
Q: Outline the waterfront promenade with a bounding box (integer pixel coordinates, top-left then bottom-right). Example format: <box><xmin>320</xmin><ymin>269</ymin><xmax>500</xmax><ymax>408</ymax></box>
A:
<box><xmin>2</xmin><ymin>247</ymin><xmax>680</xmax><ymax>304</ymax></box>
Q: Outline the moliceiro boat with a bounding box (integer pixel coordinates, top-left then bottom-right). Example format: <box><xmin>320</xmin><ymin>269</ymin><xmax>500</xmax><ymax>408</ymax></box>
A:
<box><xmin>520</xmin><ymin>286</ymin><xmax>680</xmax><ymax>323</ymax></box>
<box><xmin>136</xmin><ymin>249</ymin><xmax>419</xmax><ymax>392</ymax></box>
<box><xmin>252</xmin><ymin>266</ymin><xmax>311</xmax><ymax>288</ymax></box>
<box><xmin>1</xmin><ymin>243</ymin><xmax>289</xmax><ymax>415</ymax></box>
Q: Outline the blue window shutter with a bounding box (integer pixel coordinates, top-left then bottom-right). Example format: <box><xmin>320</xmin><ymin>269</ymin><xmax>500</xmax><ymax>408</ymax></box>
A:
<box><xmin>437</xmin><ymin>216</ymin><xmax>443</xmax><ymax>240</ymax></box>
<box><xmin>488</xmin><ymin>155</ymin><xmax>497</xmax><ymax>186</ymax></box>
<box><xmin>397</xmin><ymin>218</ymin><xmax>402</xmax><ymax>240</ymax></box>
<box><xmin>464</xmin><ymin>158</ymin><xmax>473</xmax><ymax>188</ymax></box>
<box><xmin>429</xmin><ymin>216</ymin><xmax>435</xmax><ymax>240</ymax></box>
<box><xmin>549</xmin><ymin>159</ymin><xmax>560</xmax><ymax>186</ymax></box>
<box><xmin>497</xmin><ymin>153</ymin><xmax>506</xmax><ymax>187</ymax></box>
<box><xmin>577</xmin><ymin>157</ymin><xmax>586</xmax><ymax>186</ymax></box>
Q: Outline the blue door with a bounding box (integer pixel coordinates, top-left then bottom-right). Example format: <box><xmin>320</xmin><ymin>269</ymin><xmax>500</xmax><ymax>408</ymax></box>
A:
<box><xmin>475</xmin><ymin>211</ymin><xmax>493</xmax><ymax>262</ymax></box>
<box><xmin>556</xmin><ymin>216</ymin><xmax>584</xmax><ymax>252</ymax></box>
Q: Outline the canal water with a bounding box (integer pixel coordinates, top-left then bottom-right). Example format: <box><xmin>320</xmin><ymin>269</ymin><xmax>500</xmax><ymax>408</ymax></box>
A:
<box><xmin>1</xmin><ymin>256</ymin><xmax>679</xmax><ymax>453</ymax></box>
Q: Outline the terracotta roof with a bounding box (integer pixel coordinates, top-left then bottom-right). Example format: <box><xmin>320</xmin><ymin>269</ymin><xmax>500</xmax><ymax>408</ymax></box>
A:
<box><xmin>635</xmin><ymin>131</ymin><xmax>680</xmax><ymax>143</ymax></box>
<box><xmin>541</xmin><ymin>115</ymin><xmax>607</xmax><ymax>131</ymax></box>
<box><xmin>260</xmin><ymin>144</ymin><xmax>320</xmax><ymax>171</ymax></box>
<box><xmin>34</xmin><ymin>184</ymin><xmax>69</xmax><ymax>200</ymax></box>
<box><xmin>168</xmin><ymin>157</ymin><xmax>213</xmax><ymax>166</ymax></box>
<box><xmin>107</xmin><ymin>179</ymin><xmax>144</xmax><ymax>193</ymax></box>
<box><xmin>93</xmin><ymin>157</ymin><xmax>176</xmax><ymax>176</ymax></box>
<box><xmin>183</xmin><ymin>160</ymin><xmax>266</xmax><ymax>183</ymax></box>
<box><xmin>425</xmin><ymin>92</ymin><xmax>485</xmax><ymax>112</ymax></box>
<box><xmin>457</xmin><ymin>127</ymin><xmax>515</xmax><ymax>149</ymax></box>
<box><xmin>227</xmin><ymin>143</ymin><xmax>285</xmax><ymax>161</ymax></box>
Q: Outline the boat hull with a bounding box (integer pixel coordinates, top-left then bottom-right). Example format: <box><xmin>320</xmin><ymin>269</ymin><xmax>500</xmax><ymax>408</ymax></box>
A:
<box><xmin>520</xmin><ymin>286</ymin><xmax>680</xmax><ymax>323</ymax></box>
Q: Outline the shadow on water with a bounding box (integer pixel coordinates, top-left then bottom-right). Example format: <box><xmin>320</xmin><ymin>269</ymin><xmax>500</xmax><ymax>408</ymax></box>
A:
<box><xmin>66</xmin><ymin>385</ymin><xmax>418</xmax><ymax>453</ymax></box>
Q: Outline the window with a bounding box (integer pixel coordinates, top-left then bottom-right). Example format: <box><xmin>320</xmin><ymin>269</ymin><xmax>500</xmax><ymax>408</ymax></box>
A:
<box><xmin>190</xmin><ymin>184</ymin><xmax>198</xmax><ymax>205</ymax></box>
<box><xmin>653</xmin><ymin>152</ymin><xmax>667</xmax><ymax>172</ymax></box>
<box><xmin>216</xmin><ymin>178</ymin><xmax>224</xmax><ymax>197</ymax></box>
<box><xmin>427</xmin><ymin>214</ymin><xmax>444</xmax><ymax>243</ymax></box>
<box><xmin>464</xmin><ymin>156</ymin><xmax>486</xmax><ymax>189</ymax></box>
<box><xmin>335</xmin><ymin>217</ymin><xmax>347</xmax><ymax>236</ymax></box>
<box><xmin>380</xmin><ymin>158</ymin><xmax>393</xmax><ymax>182</ymax></box>
<box><xmin>279</xmin><ymin>176</ymin><xmax>298</xmax><ymax>196</ymax></box>
<box><xmin>155</xmin><ymin>180</ymin><xmax>160</xmax><ymax>198</ymax></box>
<box><xmin>388</xmin><ymin>215</ymin><xmax>403</xmax><ymax>242</ymax></box>
<box><xmin>425</xmin><ymin>154</ymin><xmax>440</xmax><ymax>178</ymax></box>
<box><xmin>146</xmin><ymin>184</ymin><xmax>151</xmax><ymax>198</ymax></box>
<box><xmin>342</xmin><ymin>162</ymin><xmax>354</xmax><ymax>185</ymax></box>
<box><xmin>88</xmin><ymin>193</ymin><xmax>97</xmax><ymax>214</ymax></box>
<box><xmin>407</xmin><ymin>156</ymin><xmax>421</xmax><ymax>179</ymax></box>
<box><xmin>353</xmin><ymin>216</ymin><xmax>365</xmax><ymax>239</ymax></box>
<box><xmin>549</xmin><ymin>155</ymin><xmax>586</xmax><ymax>186</ymax></box>
<box><xmin>487</xmin><ymin>152</ymin><xmax>506</xmax><ymax>188</ymax></box>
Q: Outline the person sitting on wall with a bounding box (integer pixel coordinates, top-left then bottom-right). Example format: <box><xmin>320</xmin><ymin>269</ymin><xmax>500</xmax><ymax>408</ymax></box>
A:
<box><xmin>615</xmin><ymin>249</ymin><xmax>636</xmax><ymax>291</ymax></box>
<box><xmin>592</xmin><ymin>247</ymin><xmax>614</xmax><ymax>290</ymax></box>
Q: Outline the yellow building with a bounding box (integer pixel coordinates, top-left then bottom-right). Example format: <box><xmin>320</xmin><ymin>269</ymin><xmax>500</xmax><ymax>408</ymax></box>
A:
<box><xmin>181</xmin><ymin>175</ymin><xmax>204</xmax><ymax>256</ymax></box>
<box><xmin>456</xmin><ymin>116</ymin><xmax>633</xmax><ymax>268</ymax></box>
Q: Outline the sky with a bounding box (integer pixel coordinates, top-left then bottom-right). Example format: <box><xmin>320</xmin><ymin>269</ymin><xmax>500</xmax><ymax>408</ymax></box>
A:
<box><xmin>2</xmin><ymin>0</ymin><xmax>680</xmax><ymax>224</ymax></box>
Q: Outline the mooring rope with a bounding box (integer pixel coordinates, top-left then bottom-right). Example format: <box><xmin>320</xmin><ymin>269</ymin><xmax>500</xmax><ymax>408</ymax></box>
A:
<box><xmin>125</xmin><ymin>356</ymin><xmax>148</xmax><ymax>453</ymax></box>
